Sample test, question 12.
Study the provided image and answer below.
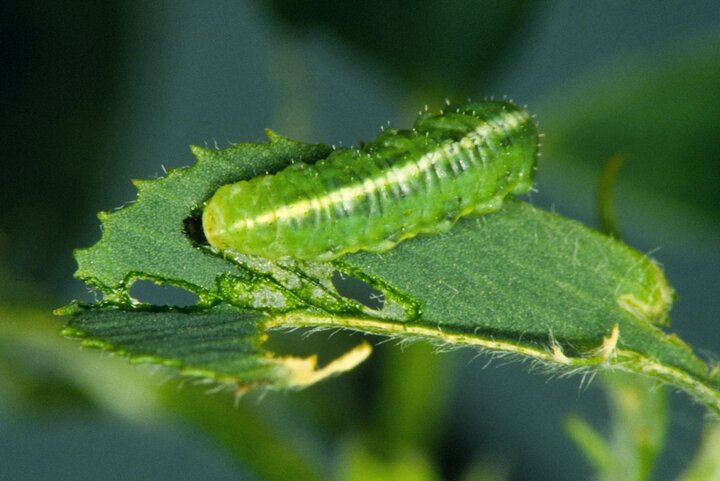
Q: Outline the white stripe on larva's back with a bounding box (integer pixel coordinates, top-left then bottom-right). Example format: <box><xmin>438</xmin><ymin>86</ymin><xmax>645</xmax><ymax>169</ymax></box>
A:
<box><xmin>231</xmin><ymin>109</ymin><xmax>528</xmax><ymax>231</ymax></box>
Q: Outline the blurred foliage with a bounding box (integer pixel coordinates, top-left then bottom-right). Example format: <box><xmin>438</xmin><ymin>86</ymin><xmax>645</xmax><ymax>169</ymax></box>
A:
<box><xmin>259</xmin><ymin>0</ymin><xmax>543</xmax><ymax>99</ymax></box>
<box><xmin>677</xmin><ymin>422</ymin><xmax>720</xmax><ymax>481</ymax></box>
<box><xmin>566</xmin><ymin>373</ymin><xmax>668</xmax><ymax>481</ymax></box>
<box><xmin>597</xmin><ymin>153</ymin><xmax>625</xmax><ymax>239</ymax></box>
<box><xmin>540</xmin><ymin>33</ymin><xmax>720</xmax><ymax>223</ymax></box>
<box><xmin>0</xmin><ymin>1</ymin><xmax>129</xmax><ymax>287</ymax></box>
<box><xmin>338</xmin><ymin>441</ymin><xmax>440</xmax><ymax>481</ymax></box>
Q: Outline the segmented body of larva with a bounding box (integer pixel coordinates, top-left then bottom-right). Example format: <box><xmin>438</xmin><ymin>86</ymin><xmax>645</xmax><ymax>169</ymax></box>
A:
<box><xmin>202</xmin><ymin>101</ymin><xmax>538</xmax><ymax>261</ymax></box>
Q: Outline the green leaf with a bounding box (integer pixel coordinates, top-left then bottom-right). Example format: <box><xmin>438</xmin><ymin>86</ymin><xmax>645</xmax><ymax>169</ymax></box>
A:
<box><xmin>59</xmin><ymin>304</ymin><xmax>287</xmax><ymax>389</ymax></box>
<box><xmin>59</xmin><ymin>128</ymin><xmax>720</xmax><ymax>414</ymax></box>
<box><xmin>285</xmin><ymin>200</ymin><xmax>718</xmax><ymax>412</ymax></box>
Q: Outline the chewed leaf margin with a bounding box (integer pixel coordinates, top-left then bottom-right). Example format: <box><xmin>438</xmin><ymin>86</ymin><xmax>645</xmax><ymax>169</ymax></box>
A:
<box><xmin>58</xmin><ymin>132</ymin><xmax>396</xmax><ymax>391</ymax></box>
<box><xmin>57</xmin><ymin>302</ymin><xmax>372</xmax><ymax>392</ymax></box>
<box><xmin>73</xmin><ymin>131</ymin><xmax>331</xmax><ymax>302</ymax></box>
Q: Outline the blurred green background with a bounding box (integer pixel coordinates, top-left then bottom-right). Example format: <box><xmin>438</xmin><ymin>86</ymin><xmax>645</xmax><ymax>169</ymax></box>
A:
<box><xmin>1</xmin><ymin>1</ymin><xmax>719</xmax><ymax>480</ymax></box>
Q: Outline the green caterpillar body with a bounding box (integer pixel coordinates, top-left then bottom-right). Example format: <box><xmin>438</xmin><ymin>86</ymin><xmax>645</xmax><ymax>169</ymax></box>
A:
<box><xmin>202</xmin><ymin>101</ymin><xmax>538</xmax><ymax>261</ymax></box>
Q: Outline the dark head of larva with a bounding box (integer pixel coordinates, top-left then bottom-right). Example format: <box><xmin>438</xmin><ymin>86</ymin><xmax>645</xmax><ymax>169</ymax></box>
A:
<box><xmin>184</xmin><ymin>213</ymin><xmax>209</xmax><ymax>246</ymax></box>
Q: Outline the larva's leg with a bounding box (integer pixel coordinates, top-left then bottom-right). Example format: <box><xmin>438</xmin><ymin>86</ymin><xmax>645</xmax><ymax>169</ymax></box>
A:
<box><xmin>472</xmin><ymin>194</ymin><xmax>506</xmax><ymax>215</ymax></box>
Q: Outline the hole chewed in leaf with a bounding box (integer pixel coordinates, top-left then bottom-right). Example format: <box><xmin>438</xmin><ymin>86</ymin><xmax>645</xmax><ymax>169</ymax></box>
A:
<box><xmin>331</xmin><ymin>270</ymin><xmax>385</xmax><ymax>310</ymax></box>
<box><xmin>128</xmin><ymin>279</ymin><xmax>200</xmax><ymax>307</ymax></box>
